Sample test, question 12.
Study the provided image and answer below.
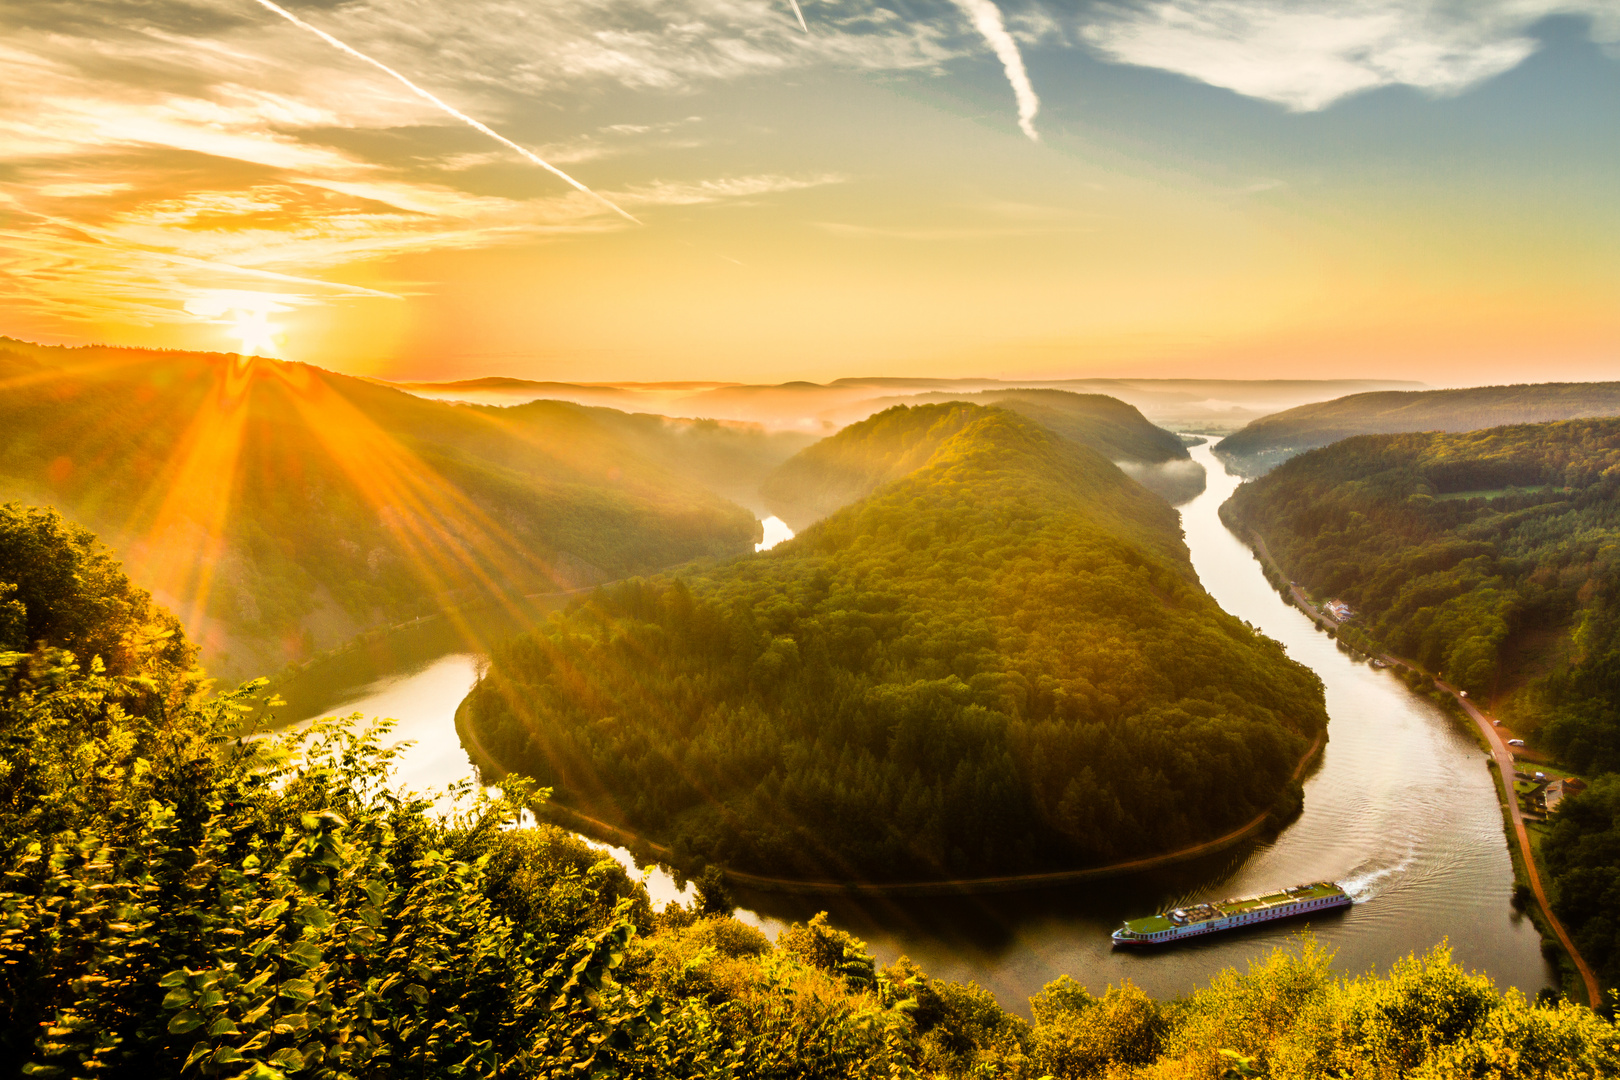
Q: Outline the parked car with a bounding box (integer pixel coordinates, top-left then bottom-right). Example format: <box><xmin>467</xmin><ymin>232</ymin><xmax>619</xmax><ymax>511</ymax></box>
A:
<box><xmin>1492</xmin><ymin>720</ymin><xmax>1503</xmax><ymax>726</ymax></box>
<box><xmin>1459</xmin><ymin>691</ymin><xmax>1468</xmax><ymax>698</ymax></box>
<box><xmin>1508</xmin><ymin>739</ymin><xmax>1526</xmax><ymax>747</ymax></box>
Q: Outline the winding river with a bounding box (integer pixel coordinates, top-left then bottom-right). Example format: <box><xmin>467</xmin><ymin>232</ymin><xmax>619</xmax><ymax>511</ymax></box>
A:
<box><xmin>272</xmin><ymin>444</ymin><xmax>1554</xmax><ymax>1007</ymax></box>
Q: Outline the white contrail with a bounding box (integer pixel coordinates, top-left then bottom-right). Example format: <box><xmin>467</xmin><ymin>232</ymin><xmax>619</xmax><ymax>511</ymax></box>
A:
<box><xmin>951</xmin><ymin>0</ymin><xmax>1040</xmax><ymax>141</ymax></box>
<box><xmin>247</xmin><ymin>0</ymin><xmax>641</xmax><ymax>223</ymax></box>
<box><xmin>787</xmin><ymin>0</ymin><xmax>808</xmax><ymax>32</ymax></box>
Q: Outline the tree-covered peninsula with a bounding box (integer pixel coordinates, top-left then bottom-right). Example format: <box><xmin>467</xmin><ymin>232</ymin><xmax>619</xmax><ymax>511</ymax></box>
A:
<box><xmin>464</xmin><ymin>403</ymin><xmax>1327</xmax><ymax>882</ymax></box>
<box><xmin>3</xmin><ymin>500</ymin><xmax>1615</xmax><ymax>1078</ymax></box>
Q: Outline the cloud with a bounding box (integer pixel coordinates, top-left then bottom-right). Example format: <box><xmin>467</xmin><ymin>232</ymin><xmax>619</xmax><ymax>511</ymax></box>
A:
<box><xmin>951</xmin><ymin>0</ymin><xmax>1041</xmax><ymax>139</ymax></box>
<box><xmin>1081</xmin><ymin>1</ymin><xmax>1620</xmax><ymax>111</ymax></box>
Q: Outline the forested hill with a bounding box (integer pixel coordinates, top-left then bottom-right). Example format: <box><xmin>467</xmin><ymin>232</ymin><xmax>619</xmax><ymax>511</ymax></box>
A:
<box><xmin>1216</xmin><ymin>382</ymin><xmax>1620</xmax><ymax>477</ymax></box>
<box><xmin>1223</xmin><ymin>417</ymin><xmax>1620</xmax><ymax>988</ymax></box>
<box><xmin>5</xmin><ymin>504</ymin><xmax>1613</xmax><ymax>1079</ymax></box>
<box><xmin>0</xmin><ymin>338</ymin><xmax>799</xmax><ymax>681</ymax></box>
<box><xmin>1225</xmin><ymin>418</ymin><xmax>1620</xmax><ymax>731</ymax></box>
<box><xmin>464</xmin><ymin>403</ymin><xmax>1327</xmax><ymax>882</ymax></box>
<box><xmin>762</xmin><ymin>391</ymin><xmax>1197</xmax><ymax>529</ymax></box>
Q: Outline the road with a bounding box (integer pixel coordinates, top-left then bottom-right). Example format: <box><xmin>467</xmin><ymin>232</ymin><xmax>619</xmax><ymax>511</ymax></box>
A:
<box><xmin>1428</xmin><ymin>674</ymin><xmax>1602</xmax><ymax>1008</ymax></box>
<box><xmin>1246</xmin><ymin>529</ymin><xmax>1601</xmax><ymax>1006</ymax></box>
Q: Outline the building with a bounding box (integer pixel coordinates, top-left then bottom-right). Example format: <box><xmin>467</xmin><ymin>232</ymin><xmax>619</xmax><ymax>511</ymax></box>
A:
<box><xmin>1324</xmin><ymin>600</ymin><xmax>1355</xmax><ymax>622</ymax></box>
<box><xmin>1545</xmin><ymin>776</ymin><xmax>1588</xmax><ymax>814</ymax></box>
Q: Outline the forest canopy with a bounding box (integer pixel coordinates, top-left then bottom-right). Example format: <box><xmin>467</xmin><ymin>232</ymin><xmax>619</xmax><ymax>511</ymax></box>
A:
<box><xmin>465</xmin><ymin>403</ymin><xmax>1326</xmax><ymax>882</ymax></box>
<box><xmin>3</xmin><ymin>500</ymin><xmax>1616</xmax><ymax>1078</ymax></box>
<box><xmin>762</xmin><ymin>390</ymin><xmax>1198</xmax><ymax>528</ymax></box>
<box><xmin>1224</xmin><ymin>419</ymin><xmax>1620</xmax><ymax>992</ymax></box>
<box><xmin>1216</xmin><ymin>382</ymin><xmax>1620</xmax><ymax>477</ymax></box>
<box><xmin>0</xmin><ymin>338</ymin><xmax>799</xmax><ymax>680</ymax></box>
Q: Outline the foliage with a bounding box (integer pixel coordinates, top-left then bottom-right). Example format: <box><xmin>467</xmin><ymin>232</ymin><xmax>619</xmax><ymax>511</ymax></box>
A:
<box><xmin>0</xmin><ymin>339</ymin><xmax>766</xmax><ymax>682</ymax></box>
<box><xmin>3</xmin><ymin>499</ymin><xmax>1619</xmax><ymax>1078</ymax></box>
<box><xmin>1544</xmin><ymin>776</ymin><xmax>1620</xmax><ymax>992</ymax></box>
<box><xmin>1216</xmin><ymin>381</ymin><xmax>1620</xmax><ymax>477</ymax></box>
<box><xmin>466</xmin><ymin>404</ymin><xmax>1325</xmax><ymax>880</ymax></box>
<box><xmin>1225</xmin><ymin>417</ymin><xmax>1620</xmax><ymax>999</ymax></box>
<box><xmin>764</xmin><ymin>390</ymin><xmax>1197</xmax><ymax>524</ymax></box>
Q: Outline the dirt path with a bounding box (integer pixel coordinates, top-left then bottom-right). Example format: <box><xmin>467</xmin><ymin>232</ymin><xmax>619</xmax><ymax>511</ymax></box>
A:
<box><xmin>1420</xmin><ymin>671</ymin><xmax>1602</xmax><ymax>1008</ymax></box>
<box><xmin>1245</xmin><ymin>528</ymin><xmax>1600</xmax><ymax>1005</ymax></box>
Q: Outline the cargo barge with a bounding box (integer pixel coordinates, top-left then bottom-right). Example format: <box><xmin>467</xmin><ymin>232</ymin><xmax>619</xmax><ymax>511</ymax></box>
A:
<box><xmin>1111</xmin><ymin>881</ymin><xmax>1351</xmax><ymax>947</ymax></box>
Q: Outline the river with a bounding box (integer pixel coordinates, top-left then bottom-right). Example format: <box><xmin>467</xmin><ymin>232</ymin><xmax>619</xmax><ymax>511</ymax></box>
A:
<box><xmin>272</xmin><ymin>448</ymin><xmax>1553</xmax><ymax>1007</ymax></box>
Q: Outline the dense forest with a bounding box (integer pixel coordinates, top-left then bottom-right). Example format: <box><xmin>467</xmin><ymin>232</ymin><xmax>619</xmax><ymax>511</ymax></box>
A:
<box><xmin>762</xmin><ymin>390</ymin><xmax>1198</xmax><ymax>528</ymax></box>
<box><xmin>4</xmin><ymin>501</ymin><xmax>1617</xmax><ymax>1079</ymax></box>
<box><xmin>0</xmin><ymin>338</ymin><xmax>809</xmax><ymax>680</ymax></box>
<box><xmin>1216</xmin><ymin>382</ymin><xmax>1620</xmax><ymax>477</ymax></box>
<box><xmin>1224</xmin><ymin>418</ymin><xmax>1620</xmax><ymax>992</ymax></box>
<box><xmin>465</xmin><ymin>403</ymin><xmax>1326</xmax><ymax>882</ymax></box>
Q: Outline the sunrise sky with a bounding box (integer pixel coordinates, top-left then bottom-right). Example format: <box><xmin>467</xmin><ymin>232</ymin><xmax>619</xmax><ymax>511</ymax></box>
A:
<box><xmin>3</xmin><ymin>1</ymin><xmax>1617</xmax><ymax>384</ymax></box>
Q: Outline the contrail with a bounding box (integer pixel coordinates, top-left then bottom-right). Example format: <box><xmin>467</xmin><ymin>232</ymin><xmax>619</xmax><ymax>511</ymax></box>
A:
<box><xmin>787</xmin><ymin>0</ymin><xmax>808</xmax><ymax>32</ymax></box>
<box><xmin>951</xmin><ymin>0</ymin><xmax>1040</xmax><ymax>141</ymax></box>
<box><xmin>247</xmin><ymin>0</ymin><xmax>640</xmax><ymax>223</ymax></box>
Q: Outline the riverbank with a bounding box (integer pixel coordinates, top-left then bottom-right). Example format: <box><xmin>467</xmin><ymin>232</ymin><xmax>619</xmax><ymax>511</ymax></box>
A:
<box><xmin>1236</xmin><ymin>522</ymin><xmax>1599</xmax><ymax>1007</ymax></box>
<box><xmin>459</xmin><ymin>673</ymin><xmax>1326</xmax><ymax>896</ymax></box>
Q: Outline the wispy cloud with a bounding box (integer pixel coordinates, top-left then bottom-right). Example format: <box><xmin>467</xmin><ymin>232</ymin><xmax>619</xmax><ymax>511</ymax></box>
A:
<box><xmin>247</xmin><ymin>0</ymin><xmax>639</xmax><ymax>222</ymax></box>
<box><xmin>1081</xmin><ymin>0</ymin><xmax>1620</xmax><ymax>111</ymax></box>
<box><xmin>951</xmin><ymin>0</ymin><xmax>1041</xmax><ymax>139</ymax></box>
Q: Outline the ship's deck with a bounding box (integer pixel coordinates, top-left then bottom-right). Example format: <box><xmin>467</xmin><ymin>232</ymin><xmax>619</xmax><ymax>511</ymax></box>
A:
<box><xmin>1121</xmin><ymin>882</ymin><xmax>1345</xmax><ymax>934</ymax></box>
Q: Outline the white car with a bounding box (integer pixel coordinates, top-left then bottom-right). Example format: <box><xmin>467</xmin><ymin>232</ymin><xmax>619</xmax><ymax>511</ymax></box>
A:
<box><xmin>1507</xmin><ymin>739</ymin><xmax>1526</xmax><ymax>747</ymax></box>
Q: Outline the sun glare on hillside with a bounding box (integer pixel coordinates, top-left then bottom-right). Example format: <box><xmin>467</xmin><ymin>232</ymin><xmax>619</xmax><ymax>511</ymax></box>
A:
<box><xmin>184</xmin><ymin>291</ymin><xmax>293</xmax><ymax>358</ymax></box>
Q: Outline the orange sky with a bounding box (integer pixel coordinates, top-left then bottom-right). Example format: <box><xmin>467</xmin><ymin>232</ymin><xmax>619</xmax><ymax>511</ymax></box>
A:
<box><xmin>3</xmin><ymin>1</ymin><xmax>1617</xmax><ymax>384</ymax></box>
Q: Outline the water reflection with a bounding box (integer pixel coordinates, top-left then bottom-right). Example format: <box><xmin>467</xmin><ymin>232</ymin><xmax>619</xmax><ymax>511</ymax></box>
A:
<box><xmin>271</xmin><ymin>446</ymin><xmax>1553</xmax><ymax>1010</ymax></box>
<box><xmin>756</xmin><ymin>515</ymin><xmax>794</xmax><ymax>551</ymax></box>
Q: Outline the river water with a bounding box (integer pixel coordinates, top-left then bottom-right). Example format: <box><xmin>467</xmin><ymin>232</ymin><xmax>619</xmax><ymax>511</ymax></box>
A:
<box><xmin>273</xmin><ymin>448</ymin><xmax>1553</xmax><ymax>1007</ymax></box>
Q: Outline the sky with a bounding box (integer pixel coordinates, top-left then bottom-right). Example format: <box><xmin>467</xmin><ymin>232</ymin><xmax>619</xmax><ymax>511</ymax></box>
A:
<box><xmin>2</xmin><ymin>0</ymin><xmax>1617</xmax><ymax>384</ymax></box>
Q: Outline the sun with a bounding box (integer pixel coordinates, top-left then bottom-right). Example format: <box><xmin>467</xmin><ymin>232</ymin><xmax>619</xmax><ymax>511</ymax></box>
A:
<box><xmin>184</xmin><ymin>290</ymin><xmax>293</xmax><ymax>358</ymax></box>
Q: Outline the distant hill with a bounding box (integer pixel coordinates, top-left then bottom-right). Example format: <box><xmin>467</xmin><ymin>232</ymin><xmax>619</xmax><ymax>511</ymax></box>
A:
<box><xmin>464</xmin><ymin>402</ymin><xmax>1326</xmax><ymax>882</ymax></box>
<box><xmin>760</xmin><ymin>392</ymin><xmax>1199</xmax><ymax>529</ymax></box>
<box><xmin>0</xmin><ymin>339</ymin><xmax>797</xmax><ymax>680</ymax></box>
<box><xmin>1216</xmin><ymin>382</ymin><xmax>1620</xmax><ymax>476</ymax></box>
<box><xmin>388</xmin><ymin>374</ymin><xmax>1419</xmax><ymax>436</ymax></box>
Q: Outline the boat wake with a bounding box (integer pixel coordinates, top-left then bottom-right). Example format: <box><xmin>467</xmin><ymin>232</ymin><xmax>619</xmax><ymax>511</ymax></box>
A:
<box><xmin>1340</xmin><ymin>855</ymin><xmax>1415</xmax><ymax>903</ymax></box>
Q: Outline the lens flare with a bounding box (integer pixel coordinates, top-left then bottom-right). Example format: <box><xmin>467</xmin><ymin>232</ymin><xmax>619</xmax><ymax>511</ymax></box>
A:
<box><xmin>185</xmin><ymin>290</ymin><xmax>292</xmax><ymax>358</ymax></box>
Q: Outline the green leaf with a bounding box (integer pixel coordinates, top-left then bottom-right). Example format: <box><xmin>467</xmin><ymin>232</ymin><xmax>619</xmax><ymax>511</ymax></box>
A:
<box><xmin>286</xmin><ymin>941</ymin><xmax>321</xmax><ymax>967</ymax></box>
<box><xmin>162</xmin><ymin>987</ymin><xmax>194</xmax><ymax>1010</ymax></box>
<box><xmin>234</xmin><ymin>1063</ymin><xmax>286</xmax><ymax>1080</ymax></box>
<box><xmin>167</xmin><ymin>1009</ymin><xmax>205</xmax><ymax>1035</ymax></box>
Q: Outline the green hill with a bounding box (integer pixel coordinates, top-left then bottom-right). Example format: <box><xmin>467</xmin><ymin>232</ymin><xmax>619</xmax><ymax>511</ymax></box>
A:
<box><xmin>0</xmin><ymin>338</ymin><xmax>798</xmax><ymax>681</ymax></box>
<box><xmin>464</xmin><ymin>403</ymin><xmax>1326</xmax><ymax>882</ymax></box>
<box><xmin>1223</xmin><ymin>418</ymin><xmax>1620</xmax><ymax>991</ymax></box>
<box><xmin>1216</xmin><ymin>382</ymin><xmax>1620</xmax><ymax>477</ymax></box>
<box><xmin>4</xmin><ymin>503</ymin><xmax>1613</xmax><ymax>1078</ymax></box>
<box><xmin>763</xmin><ymin>390</ymin><xmax>1199</xmax><ymax>528</ymax></box>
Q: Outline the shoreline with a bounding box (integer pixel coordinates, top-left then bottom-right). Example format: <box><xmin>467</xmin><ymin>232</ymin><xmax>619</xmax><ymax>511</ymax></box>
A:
<box><xmin>1238</xmin><ymin>522</ymin><xmax>1601</xmax><ymax>1008</ymax></box>
<box><xmin>458</xmin><ymin>688</ymin><xmax>1326</xmax><ymax>897</ymax></box>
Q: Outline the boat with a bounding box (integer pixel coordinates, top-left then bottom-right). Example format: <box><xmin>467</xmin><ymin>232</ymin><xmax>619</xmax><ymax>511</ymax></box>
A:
<box><xmin>1111</xmin><ymin>881</ymin><xmax>1351</xmax><ymax>947</ymax></box>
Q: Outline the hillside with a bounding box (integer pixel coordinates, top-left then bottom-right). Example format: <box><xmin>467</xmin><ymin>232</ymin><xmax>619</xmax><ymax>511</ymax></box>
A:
<box><xmin>0</xmin><ymin>338</ymin><xmax>788</xmax><ymax>681</ymax></box>
<box><xmin>464</xmin><ymin>403</ymin><xmax>1327</xmax><ymax>882</ymax></box>
<box><xmin>1223</xmin><ymin>419</ymin><xmax>1620</xmax><ymax>990</ymax></box>
<box><xmin>1216</xmin><ymin>382</ymin><xmax>1620</xmax><ymax>476</ymax></box>
<box><xmin>4</xmin><ymin>504</ymin><xmax>1612</xmax><ymax>1078</ymax></box>
<box><xmin>761</xmin><ymin>392</ymin><xmax>1199</xmax><ymax>529</ymax></box>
